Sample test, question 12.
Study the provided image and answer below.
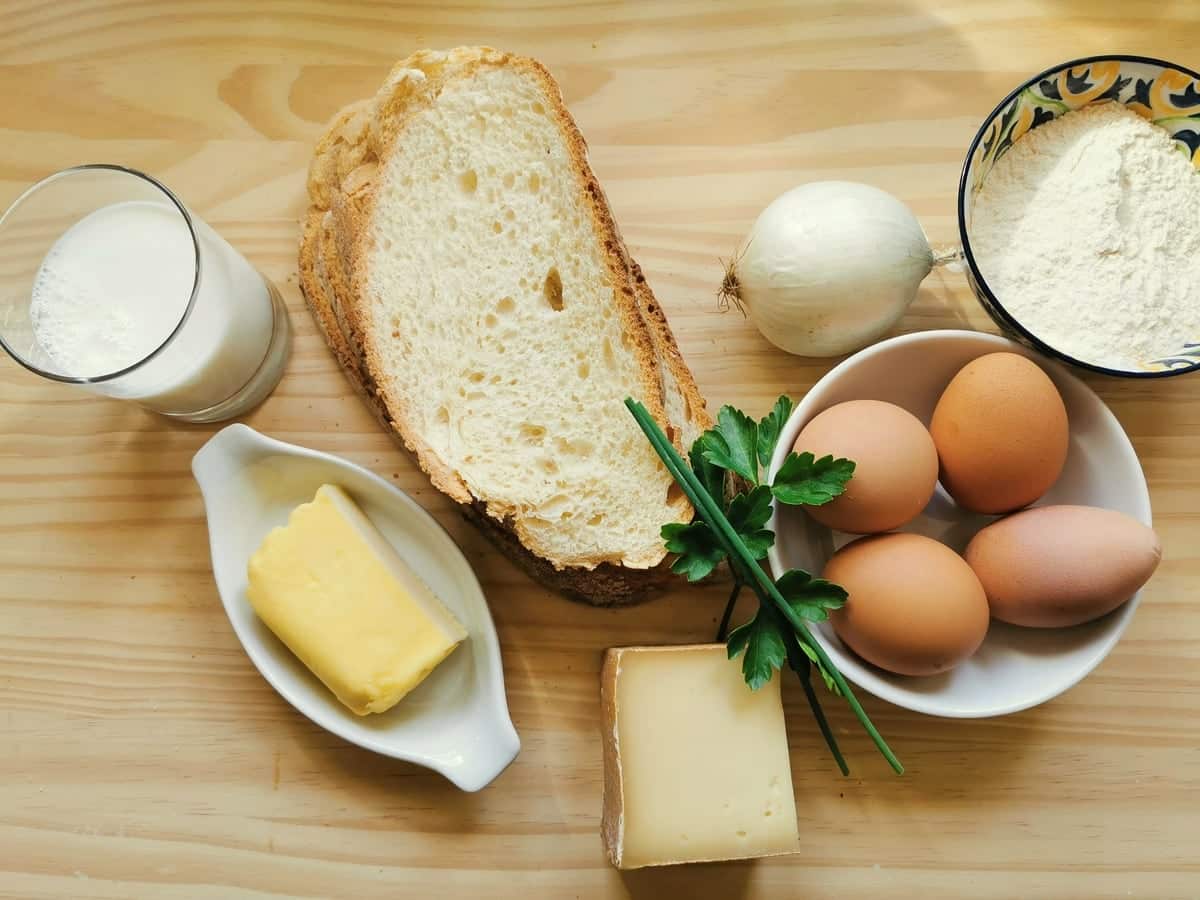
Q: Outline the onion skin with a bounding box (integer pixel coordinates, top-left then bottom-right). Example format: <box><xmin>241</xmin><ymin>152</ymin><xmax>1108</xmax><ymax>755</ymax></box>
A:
<box><xmin>727</xmin><ymin>181</ymin><xmax>933</xmax><ymax>357</ymax></box>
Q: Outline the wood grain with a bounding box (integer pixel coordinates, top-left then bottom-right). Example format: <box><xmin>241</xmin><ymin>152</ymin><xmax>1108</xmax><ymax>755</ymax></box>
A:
<box><xmin>2</xmin><ymin>2</ymin><xmax>1198</xmax><ymax>897</ymax></box>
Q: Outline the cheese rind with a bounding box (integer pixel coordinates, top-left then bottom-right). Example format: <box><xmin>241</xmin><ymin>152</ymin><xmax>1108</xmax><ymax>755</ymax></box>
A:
<box><xmin>247</xmin><ymin>484</ymin><xmax>467</xmax><ymax>715</ymax></box>
<box><xmin>601</xmin><ymin>644</ymin><xmax>800</xmax><ymax>869</ymax></box>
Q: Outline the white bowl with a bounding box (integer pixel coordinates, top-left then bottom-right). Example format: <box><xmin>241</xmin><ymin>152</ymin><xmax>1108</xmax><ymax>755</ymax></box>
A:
<box><xmin>192</xmin><ymin>424</ymin><xmax>519</xmax><ymax>790</ymax></box>
<box><xmin>765</xmin><ymin>330</ymin><xmax>1152</xmax><ymax>718</ymax></box>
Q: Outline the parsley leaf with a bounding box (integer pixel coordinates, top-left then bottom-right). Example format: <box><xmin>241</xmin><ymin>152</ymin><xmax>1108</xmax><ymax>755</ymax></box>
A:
<box><xmin>775</xmin><ymin>569</ymin><xmax>847</xmax><ymax>622</ymax></box>
<box><xmin>756</xmin><ymin>395</ymin><xmax>795</xmax><ymax>469</ymax></box>
<box><xmin>698</xmin><ymin>405</ymin><xmax>759</xmax><ymax>485</ymax></box>
<box><xmin>771</xmin><ymin>451</ymin><xmax>855</xmax><ymax>506</ymax></box>
<box><xmin>661</xmin><ymin>521</ymin><xmax>724</xmax><ymax>582</ymax></box>
<box><xmin>689</xmin><ymin>439</ymin><xmax>726</xmax><ymax>509</ymax></box>
<box><xmin>726</xmin><ymin>605</ymin><xmax>787</xmax><ymax>691</ymax></box>
<box><xmin>725</xmin><ymin>485</ymin><xmax>774</xmax><ymax>560</ymax></box>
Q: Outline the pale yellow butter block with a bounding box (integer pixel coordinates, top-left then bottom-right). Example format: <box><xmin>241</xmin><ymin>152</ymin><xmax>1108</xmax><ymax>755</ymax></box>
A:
<box><xmin>600</xmin><ymin>644</ymin><xmax>800</xmax><ymax>869</ymax></box>
<box><xmin>247</xmin><ymin>484</ymin><xmax>467</xmax><ymax>715</ymax></box>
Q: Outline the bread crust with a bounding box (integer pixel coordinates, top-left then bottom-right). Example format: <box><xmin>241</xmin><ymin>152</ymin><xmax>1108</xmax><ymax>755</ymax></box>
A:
<box><xmin>630</xmin><ymin>260</ymin><xmax>713</xmax><ymax>447</ymax></box>
<box><xmin>298</xmin><ymin>47</ymin><xmax>711</xmax><ymax>603</ymax></box>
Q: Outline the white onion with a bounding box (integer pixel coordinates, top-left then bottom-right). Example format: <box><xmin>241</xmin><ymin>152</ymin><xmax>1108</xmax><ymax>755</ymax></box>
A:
<box><xmin>721</xmin><ymin>181</ymin><xmax>933</xmax><ymax>357</ymax></box>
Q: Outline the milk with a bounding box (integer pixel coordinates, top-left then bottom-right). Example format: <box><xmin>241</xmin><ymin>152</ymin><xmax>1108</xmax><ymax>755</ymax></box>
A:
<box><xmin>29</xmin><ymin>200</ymin><xmax>285</xmax><ymax>416</ymax></box>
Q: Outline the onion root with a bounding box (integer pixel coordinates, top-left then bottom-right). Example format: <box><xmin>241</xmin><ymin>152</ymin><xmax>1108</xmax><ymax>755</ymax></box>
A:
<box><xmin>718</xmin><ymin>253</ymin><xmax>747</xmax><ymax>317</ymax></box>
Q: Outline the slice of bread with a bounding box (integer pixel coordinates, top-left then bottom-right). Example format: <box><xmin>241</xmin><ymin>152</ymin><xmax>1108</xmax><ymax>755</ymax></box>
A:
<box><xmin>299</xmin><ymin>47</ymin><xmax>711</xmax><ymax>603</ymax></box>
<box><xmin>303</xmin><ymin>204</ymin><xmax>710</xmax><ymax>604</ymax></box>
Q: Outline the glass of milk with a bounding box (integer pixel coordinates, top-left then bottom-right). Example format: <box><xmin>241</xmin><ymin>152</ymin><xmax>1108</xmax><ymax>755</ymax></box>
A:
<box><xmin>0</xmin><ymin>164</ymin><xmax>290</xmax><ymax>422</ymax></box>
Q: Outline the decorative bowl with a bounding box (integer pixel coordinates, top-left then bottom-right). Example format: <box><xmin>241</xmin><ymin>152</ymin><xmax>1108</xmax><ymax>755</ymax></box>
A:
<box><xmin>959</xmin><ymin>54</ymin><xmax>1200</xmax><ymax>378</ymax></box>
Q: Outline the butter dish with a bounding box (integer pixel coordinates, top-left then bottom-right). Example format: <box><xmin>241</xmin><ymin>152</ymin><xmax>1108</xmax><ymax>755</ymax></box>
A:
<box><xmin>192</xmin><ymin>424</ymin><xmax>519</xmax><ymax>791</ymax></box>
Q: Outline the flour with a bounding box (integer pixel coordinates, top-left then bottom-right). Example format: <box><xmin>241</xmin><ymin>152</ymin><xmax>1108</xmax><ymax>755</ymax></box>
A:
<box><xmin>970</xmin><ymin>102</ymin><xmax>1200</xmax><ymax>369</ymax></box>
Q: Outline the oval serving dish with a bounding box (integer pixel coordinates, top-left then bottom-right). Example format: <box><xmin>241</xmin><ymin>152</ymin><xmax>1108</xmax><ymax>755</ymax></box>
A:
<box><xmin>959</xmin><ymin>54</ymin><xmax>1200</xmax><ymax>378</ymax></box>
<box><xmin>192</xmin><ymin>424</ymin><xmax>519</xmax><ymax>791</ymax></box>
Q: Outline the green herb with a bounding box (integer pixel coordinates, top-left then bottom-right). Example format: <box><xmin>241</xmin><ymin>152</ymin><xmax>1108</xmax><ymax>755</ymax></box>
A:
<box><xmin>697</xmin><ymin>405</ymin><xmax>760</xmax><ymax>484</ymax></box>
<box><xmin>782</xmin><ymin>628</ymin><xmax>845</xmax><ymax>770</ymax></box>
<box><xmin>689</xmin><ymin>441</ymin><xmax>726</xmax><ymax>505</ymax></box>
<box><xmin>665</xmin><ymin>400</ymin><xmax>853</xmax><ymax>586</ymax></box>
<box><xmin>775</xmin><ymin>569</ymin><xmax>848</xmax><ymax>624</ymax></box>
<box><xmin>724</xmin><ymin>485</ymin><xmax>774</xmax><ymax>560</ymax></box>
<box><xmin>661</xmin><ymin>521</ymin><xmax>724</xmax><ymax>582</ymax></box>
<box><xmin>772</xmin><ymin>452</ymin><xmax>856</xmax><ymax>506</ymax></box>
<box><xmin>726</xmin><ymin>605</ymin><xmax>786</xmax><ymax>690</ymax></box>
<box><xmin>755</xmin><ymin>395</ymin><xmax>794</xmax><ymax>469</ymax></box>
<box><xmin>627</xmin><ymin>396</ymin><xmax>901</xmax><ymax>776</ymax></box>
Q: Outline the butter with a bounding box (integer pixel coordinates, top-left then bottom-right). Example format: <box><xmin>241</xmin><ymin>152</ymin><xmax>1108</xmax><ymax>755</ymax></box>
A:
<box><xmin>247</xmin><ymin>484</ymin><xmax>467</xmax><ymax>715</ymax></box>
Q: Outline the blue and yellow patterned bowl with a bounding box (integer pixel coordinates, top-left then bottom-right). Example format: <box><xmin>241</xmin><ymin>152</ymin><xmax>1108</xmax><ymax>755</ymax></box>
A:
<box><xmin>959</xmin><ymin>55</ymin><xmax>1200</xmax><ymax>378</ymax></box>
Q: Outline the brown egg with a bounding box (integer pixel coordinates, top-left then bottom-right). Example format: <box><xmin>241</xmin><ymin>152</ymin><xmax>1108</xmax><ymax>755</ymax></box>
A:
<box><xmin>794</xmin><ymin>400</ymin><xmax>938</xmax><ymax>534</ymax></box>
<box><xmin>930</xmin><ymin>352</ymin><xmax>1068</xmax><ymax>514</ymax></box>
<box><xmin>825</xmin><ymin>533</ymin><xmax>989</xmax><ymax>676</ymax></box>
<box><xmin>965</xmin><ymin>505</ymin><xmax>1161</xmax><ymax>628</ymax></box>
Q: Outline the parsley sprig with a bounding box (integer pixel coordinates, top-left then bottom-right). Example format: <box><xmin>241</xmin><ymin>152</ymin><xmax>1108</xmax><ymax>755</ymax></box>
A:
<box><xmin>662</xmin><ymin>397</ymin><xmax>855</xmax><ymax>584</ymax></box>
<box><xmin>627</xmin><ymin>396</ymin><xmax>901</xmax><ymax>775</ymax></box>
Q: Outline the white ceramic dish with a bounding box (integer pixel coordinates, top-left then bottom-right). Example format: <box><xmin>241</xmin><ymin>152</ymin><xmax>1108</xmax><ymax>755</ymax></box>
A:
<box><xmin>192</xmin><ymin>424</ymin><xmax>519</xmax><ymax>791</ymax></box>
<box><xmin>766</xmin><ymin>330</ymin><xmax>1152</xmax><ymax>718</ymax></box>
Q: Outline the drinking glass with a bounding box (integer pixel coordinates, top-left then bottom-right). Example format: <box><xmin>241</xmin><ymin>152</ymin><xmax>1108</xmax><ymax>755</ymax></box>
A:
<box><xmin>0</xmin><ymin>164</ymin><xmax>290</xmax><ymax>422</ymax></box>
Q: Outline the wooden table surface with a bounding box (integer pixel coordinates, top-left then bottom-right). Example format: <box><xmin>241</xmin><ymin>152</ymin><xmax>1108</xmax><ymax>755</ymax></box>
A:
<box><xmin>2</xmin><ymin>2</ymin><xmax>1198</xmax><ymax>897</ymax></box>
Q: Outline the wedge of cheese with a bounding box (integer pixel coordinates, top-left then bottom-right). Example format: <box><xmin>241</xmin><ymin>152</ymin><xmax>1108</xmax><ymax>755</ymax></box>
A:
<box><xmin>600</xmin><ymin>644</ymin><xmax>800</xmax><ymax>869</ymax></box>
<box><xmin>247</xmin><ymin>484</ymin><xmax>466</xmax><ymax>715</ymax></box>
